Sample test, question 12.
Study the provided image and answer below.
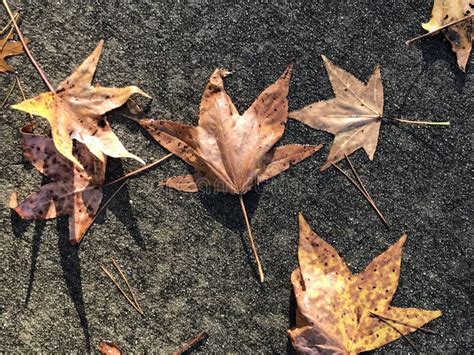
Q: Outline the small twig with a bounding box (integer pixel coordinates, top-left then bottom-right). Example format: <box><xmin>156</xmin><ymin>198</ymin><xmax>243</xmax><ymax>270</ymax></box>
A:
<box><xmin>345</xmin><ymin>154</ymin><xmax>374</xmax><ymax>205</ymax></box>
<box><xmin>389</xmin><ymin>117</ymin><xmax>450</xmax><ymax>126</ymax></box>
<box><xmin>0</xmin><ymin>25</ymin><xmax>14</xmax><ymax>49</ymax></box>
<box><xmin>82</xmin><ymin>181</ymin><xmax>128</xmax><ymax>241</ymax></box>
<box><xmin>370</xmin><ymin>312</ymin><xmax>420</xmax><ymax>354</ymax></box>
<box><xmin>2</xmin><ymin>0</ymin><xmax>55</xmax><ymax>92</ymax></box>
<box><xmin>15</xmin><ymin>76</ymin><xmax>33</xmax><ymax>119</ymax></box>
<box><xmin>100</xmin><ymin>264</ymin><xmax>144</xmax><ymax>316</ymax></box>
<box><xmin>239</xmin><ymin>194</ymin><xmax>265</xmax><ymax>283</ymax></box>
<box><xmin>172</xmin><ymin>331</ymin><xmax>209</xmax><ymax>355</ymax></box>
<box><xmin>104</xmin><ymin>153</ymin><xmax>173</xmax><ymax>187</ymax></box>
<box><xmin>332</xmin><ymin>163</ymin><xmax>388</xmax><ymax>226</ymax></box>
<box><xmin>370</xmin><ymin>312</ymin><xmax>438</xmax><ymax>335</ymax></box>
<box><xmin>0</xmin><ymin>78</ymin><xmax>16</xmax><ymax>108</ymax></box>
<box><xmin>112</xmin><ymin>258</ymin><xmax>144</xmax><ymax>314</ymax></box>
<box><xmin>0</xmin><ymin>11</ymin><xmax>18</xmax><ymax>35</ymax></box>
<box><xmin>406</xmin><ymin>14</ymin><xmax>474</xmax><ymax>45</ymax></box>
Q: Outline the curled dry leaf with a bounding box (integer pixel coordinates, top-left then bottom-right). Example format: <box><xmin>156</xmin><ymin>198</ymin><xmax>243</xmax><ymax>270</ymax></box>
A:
<box><xmin>290</xmin><ymin>56</ymin><xmax>383</xmax><ymax>171</ymax></box>
<box><xmin>99</xmin><ymin>340</ymin><xmax>122</xmax><ymax>355</ymax></box>
<box><xmin>289</xmin><ymin>213</ymin><xmax>442</xmax><ymax>354</ymax></box>
<box><xmin>421</xmin><ymin>0</ymin><xmax>473</xmax><ymax>72</ymax></box>
<box><xmin>140</xmin><ymin>65</ymin><xmax>322</xmax><ymax>194</ymax></box>
<box><xmin>11</xmin><ymin>40</ymin><xmax>148</xmax><ymax>169</ymax></box>
<box><xmin>0</xmin><ymin>32</ymin><xmax>27</xmax><ymax>72</ymax></box>
<box><xmin>10</xmin><ymin>124</ymin><xmax>105</xmax><ymax>244</ymax></box>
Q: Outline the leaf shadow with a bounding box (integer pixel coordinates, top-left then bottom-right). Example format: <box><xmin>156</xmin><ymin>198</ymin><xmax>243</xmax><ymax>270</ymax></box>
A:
<box><xmin>57</xmin><ymin>217</ymin><xmax>91</xmax><ymax>351</ymax></box>
<box><xmin>286</xmin><ymin>287</ymin><xmax>297</xmax><ymax>354</ymax></box>
<box><xmin>197</xmin><ymin>189</ymin><xmax>262</xmax><ymax>281</ymax></box>
<box><xmin>23</xmin><ymin>220</ymin><xmax>45</xmax><ymax>307</ymax></box>
<box><xmin>100</xmin><ymin>158</ymin><xmax>146</xmax><ymax>249</ymax></box>
<box><xmin>417</xmin><ymin>35</ymin><xmax>468</xmax><ymax>89</ymax></box>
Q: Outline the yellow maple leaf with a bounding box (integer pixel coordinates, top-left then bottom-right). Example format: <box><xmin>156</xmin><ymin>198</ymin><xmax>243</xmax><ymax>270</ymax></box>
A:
<box><xmin>421</xmin><ymin>0</ymin><xmax>472</xmax><ymax>71</ymax></box>
<box><xmin>12</xmin><ymin>40</ymin><xmax>149</xmax><ymax>168</ymax></box>
<box><xmin>289</xmin><ymin>213</ymin><xmax>442</xmax><ymax>354</ymax></box>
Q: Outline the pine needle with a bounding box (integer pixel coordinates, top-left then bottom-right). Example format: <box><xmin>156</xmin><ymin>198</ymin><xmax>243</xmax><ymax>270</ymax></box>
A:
<box><xmin>101</xmin><ymin>261</ymin><xmax>144</xmax><ymax>316</ymax></box>
<box><xmin>172</xmin><ymin>331</ymin><xmax>209</xmax><ymax>355</ymax></box>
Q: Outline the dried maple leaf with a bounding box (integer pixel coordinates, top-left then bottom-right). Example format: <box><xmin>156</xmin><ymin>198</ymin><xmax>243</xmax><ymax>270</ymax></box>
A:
<box><xmin>99</xmin><ymin>340</ymin><xmax>122</xmax><ymax>355</ymax></box>
<box><xmin>416</xmin><ymin>0</ymin><xmax>473</xmax><ymax>72</ymax></box>
<box><xmin>289</xmin><ymin>213</ymin><xmax>442</xmax><ymax>354</ymax></box>
<box><xmin>140</xmin><ymin>65</ymin><xmax>322</xmax><ymax>194</ymax></box>
<box><xmin>290</xmin><ymin>56</ymin><xmax>383</xmax><ymax>171</ymax></box>
<box><xmin>0</xmin><ymin>32</ymin><xmax>27</xmax><ymax>72</ymax></box>
<box><xmin>10</xmin><ymin>124</ymin><xmax>105</xmax><ymax>244</ymax></box>
<box><xmin>11</xmin><ymin>40</ymin><xmax>148</xmax><ymax>169</ymax></box>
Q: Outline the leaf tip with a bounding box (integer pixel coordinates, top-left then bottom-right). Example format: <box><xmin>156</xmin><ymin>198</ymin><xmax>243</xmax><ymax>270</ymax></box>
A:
<box><xmin>9</xmin><ymin>192</ymin><xmax>18</xmax><ymax>209</ymax></box>
<box><xmin>321</xmin><ymin>54</ymin><xmax>329</xmax><ymax>63</ymax></box>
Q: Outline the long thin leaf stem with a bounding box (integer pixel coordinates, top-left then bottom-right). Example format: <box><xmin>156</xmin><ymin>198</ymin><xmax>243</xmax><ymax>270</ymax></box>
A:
<box><xmin>111</xmin><ymin>258</ymin><xmax>144</xmax><ymax>314</ymax></box>
<box><xmin>2</xmin><ymin>0</ymin><xmax>55</xmax><ymax>92</ymax></box>
<box><xmin>406</xmin><ymin>14</ymin><xmax>473</xmax><ymax>45</ymax></box>
<box><xmin>81</xmin><ymin>181</ymin><xmax>128</xmax><ymax>241</ymax></box>
<box><xmin>0</xmin><ymin>24</ymin><xmax>14</xmax><ymax>49</ymax></box>
<box><xmin>104</xmin><ymin>153</ymin><xmax>173</xmax><ymax>187</ymax></box>
<box><xmin>0</xmin><ymin>11</ymin><xmax>18</xmax><ymax>35</ymax></box>
<box><xmin>389</xmin><ymin>117</ymin><xmax>450</xmax><ymax>126</ymax></box>
<box><xmin>332</xmin><ymin>163</ymin><xmax>388</xmax><ymax>226</ymax></box>
<box><xmin>100</xmin><ymin>265</ymin><xmax>144</xmax><ymax>316</ymax></box>
<box><xmin>370</xmin><ymin>312</ymin><xmax>438</xmax><ymax>335</ymax></box>
<box><xmin>0</xmin><ymin>78</ymin><xmax>16</xmax><ymax>108</ymax></box>
<box><xmin>345</xmin><ymin>154</ymin><xmax>374</xmax><ymax>205</ymax></box>
<box><xmin>15</xmin><ymin>76</ymin><xmax>33</xmax><ymax>119</ymax></box>
<box><xmin>238</xmin><ymin>194</ymin><xmax>264</xmax><ymax>283</ymax></box>
<box><xmin>369</xmin><ymin>312</ymin><xmax>420</xmax><ymax>354</ymax></box>
<box><xmin>172</xmin><ymin>331</ymin><xmax>209</xmax><ymax>355</ymax></box>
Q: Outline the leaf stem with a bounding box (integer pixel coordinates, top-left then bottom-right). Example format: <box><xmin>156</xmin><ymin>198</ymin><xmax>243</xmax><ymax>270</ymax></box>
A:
<box><xmin>0</xmin><ymin>10</ymin><xmax>17</xmax><ymax>35</ymax></box>
<box><xmin>389</xmin><ymin>117</ymin><xmax>450</xmax><ymax>126</ymax></box>
<box><xmin>406</xmin><ymin>14</ymin><xmax>473</xmax><ymax>45</ymax></box>
<box><xmin>172</xmin><ymin>331</ymin><xmax>209</xmax><ymax>355</ymax></box>
<box><xmin>369</xmin><ymin>312</ymin><xmax>420</xmax><ymax>354</ymax></box>
<box><xmin>0</xmin><ymin>78</ymin><xmax>16</xmax><ymax>108</ymax></box>
<box><xmin>104</xmin><ymin>153</ymin><xmax>173</xmax><ymax>187</ymax></box>
<box><xmin>370</xmin><ymin>312</ymin><xmax>438</xmax><ymax>335</ymax></box>
<box><xmin>332</xmin><ymin>162</ymin><xmax>388</xmax><ymax>226</ymax></box>
<box><xmin>2</xmin><ymin>0</ymin><xmax>55</xmax><ymax>92</ymax></box>
<box><xmin>100</xmin><ymin>264</ymin><xmax>144</xmax><ymax>316</ymax></box>
<box><xmin>112</xmin><ymin>258</ymin><xmax>144</xmax><ymax>314</ymax></box>
<box><xmin>239</xmin><ymin>194</ymin><xmax>264</xmax><ymax>283</ymax></box>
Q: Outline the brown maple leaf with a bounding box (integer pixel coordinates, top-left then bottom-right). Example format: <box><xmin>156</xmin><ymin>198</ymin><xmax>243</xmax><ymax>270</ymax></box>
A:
<box><xmin>0</xmin><ymin>31</ymin><xmax>27</xmax><ymax>72</ymax></box>
<box><xmin>11</xmin><ymin>40</ymin><xmax>148</xmax><ymax>169</ymax></box>
<box><xmin>10</xmin><ymin>124</ymin><xmax>105</xmax><ymax>244</ymax></box>
<box><xmin>408</xmin><ymin>0</ymin><xmax>473</xmax><ymax>72</ymax></box>
<box><xmin>289</xmin><ymin>213</ymin><xmax>442</xmax><ymax>354</ymax></box>
<box><xmin>290</xmin><ymin>55</ymin><xmax>383</xmax><ymax>171</ymax></box>
<box><xmin>140</xmin><ymin>65</ymin><xmax>322</xmax><ymax>194</ymax></box>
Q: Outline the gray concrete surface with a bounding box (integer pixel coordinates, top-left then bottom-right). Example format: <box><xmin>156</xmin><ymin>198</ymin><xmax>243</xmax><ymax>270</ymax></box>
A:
<box><xmin>0</xmin><ymin>0</ymin><xmax>472</xmax><ymax>353</ymax></box>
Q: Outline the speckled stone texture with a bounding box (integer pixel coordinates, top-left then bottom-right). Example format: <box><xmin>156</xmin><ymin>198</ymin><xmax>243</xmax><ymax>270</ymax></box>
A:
<box><xmin>0</xmin><ymin>0</ymin><xmax>472</xmax><ymax>353</ymax></box>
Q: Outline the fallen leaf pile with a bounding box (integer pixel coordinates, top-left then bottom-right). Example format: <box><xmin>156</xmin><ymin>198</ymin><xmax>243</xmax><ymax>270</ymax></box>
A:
<box><xmin>289</xmin><ymin>213</ymin><xmax>442</xmax><ymax>353</ymax></box>
<box><xmin>10</xmin><ymin>124</ymin><xmax>105</xmax><ymax>244</ymax></box>
<box><xmin>3</xmin><ymin>0</ymin><xmax>461</xmax><ymax>351</ymax></box>
<box><xmin>11</xmin><ymin>40</ymin><xmax>147</xmax><ymax>169</ymax></box>
<box><xmin>140</xmin><ymin>65</ymin><xmax>322</xmax><ymax>193</ymax></box>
